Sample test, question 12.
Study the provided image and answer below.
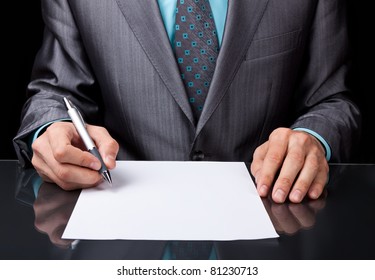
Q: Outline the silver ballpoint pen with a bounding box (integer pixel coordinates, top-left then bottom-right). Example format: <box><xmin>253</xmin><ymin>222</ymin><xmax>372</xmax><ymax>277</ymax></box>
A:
<box><xmin>63</xmin><ymin>97</ymin><xmax>112</xmax><ymax>185</ymax></box>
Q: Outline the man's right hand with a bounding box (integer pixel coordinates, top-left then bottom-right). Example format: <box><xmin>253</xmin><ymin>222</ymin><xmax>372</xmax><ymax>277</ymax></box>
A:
<box><xmin>31</xmin><ymin>122</ymin><xmax>119</xmax><ymax>190</ymax></box>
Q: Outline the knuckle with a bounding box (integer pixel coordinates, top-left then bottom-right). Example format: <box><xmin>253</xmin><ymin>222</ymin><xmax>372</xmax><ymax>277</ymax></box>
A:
<box><xmin>34</xmin><ymin>220</ymin><xmax>43</xmax><ymax>231</ymax></box>
<box><xmin>313</xmin><ymin>181</ymin><xmax>325</xmax><ymax>191</ymax></box>
<box><xmin>295</xmin><ymin>179</ymin><xmax>310</xmax><ymax>191</ymax></box>
<box><xmin>59</xmin><ymin>183</ymin><xmax>74</xmax><ymax>191</ymax></box>
<box><xmin>55</xmin><ymin>167</ymin><xmax>70</xmax><ymax>181</ymax></box>
<box><xmin>53</xmin><ymin>147</ymin><xmax>68</xmax><ymax>162</ymax></box>
<box><xmin>309</xmin><ymin>154</ymin><xmax>328</xmax><ymax>173</ymax></box>
<box><xmin>31</xmin><ymin>139</ymin><xmax>43</xmax><ymax>153</ymax></box>
<box><xmin>310</xmin><ymin>156</ymin><xmax>322</xmax><ymax>171</ymax></box>
<box><xmin>291</xmin><ymin>131</ymin><xmax>313</xmax><ymax>148</ymax></box>
<box><xmin>267</xmin><ymin>152</ymin><xmax>283</xmax><ymax>165</ymax></box>
<box><xmin>31</xmin><ymin>156</ymin><xmax>40</xmax><ymax>169</ymax></box>
<box><xmin>296</xmin><ymin>131</ymin><xmax>310</xmax><ymax>143</ymax></box>
<box><xmin>310</xmin><ymin>142</ymin><xmax>325</xmax><ymax>155</ymax></box>
<box><xmin>109</xmin><ymin>138</ymin><xmax>119</xmax><ymax>150</ymax></box>
<box><xmin>270</xmin><ymin>127</ymin><xmax>290</xmax><ymax>139</ymax></box>
<box><xmin>80</xmin><ymin>156</ymin><xmax>92</xmax><ymax>168</ymax></box>
<box><xmin>277</xmin><ymin>177</ymin><xmax>294</xmax><ymax>188</ymax></box>
<box><xmin>250</xmin><ymin>162</ymin><xmax>258</xmax><ymax>174</ymax></box>
<box><xmin>289</xmin><ymin>152</ymin><xmax>305</xmax><ymax>166</ymax></box>
<box><xmin>252</xmin><ymin>148</ymin><xmax>262</xmax><ymax>160</ymax></box>
<box><xmin>262</xmin><ymin>174</ymin><xmax>274</xmax><ymax>184</ymax></box>
<box><xmin>309</xmin><ymin>162</ymin><xmax>320</xmax><ymax>174</ymax></box>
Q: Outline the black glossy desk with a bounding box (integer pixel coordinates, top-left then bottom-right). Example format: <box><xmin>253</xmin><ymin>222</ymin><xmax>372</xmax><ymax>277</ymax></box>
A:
<box><xmin>1</xmin><ymin>160</ymin><xmax>374</xmax><ymax>260</ymax></box>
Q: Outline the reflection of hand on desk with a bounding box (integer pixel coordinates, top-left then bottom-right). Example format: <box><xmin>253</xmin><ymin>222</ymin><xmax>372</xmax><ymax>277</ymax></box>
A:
<box><xmin>33</xmin><ymin>182</ymin><xmax>79</xmax><ymax>248</ymax></box>
<box><xmin>261</xmin><ymin>191</ymin><xmax>326</xmax><ymax>235</ymax></box>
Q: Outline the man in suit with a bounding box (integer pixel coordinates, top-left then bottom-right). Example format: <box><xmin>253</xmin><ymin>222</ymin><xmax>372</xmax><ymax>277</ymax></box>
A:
<box><xmin>14</xmin><ymin>0</ymin><xmax>361</xmax><ymax>203</ymax></box>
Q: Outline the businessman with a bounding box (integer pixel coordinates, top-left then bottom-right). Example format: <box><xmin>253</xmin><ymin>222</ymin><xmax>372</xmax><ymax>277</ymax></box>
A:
<box><xmin>14</xmin><ymin>0</ymin><xmax>361</xmax><ymax>203</ymax></box>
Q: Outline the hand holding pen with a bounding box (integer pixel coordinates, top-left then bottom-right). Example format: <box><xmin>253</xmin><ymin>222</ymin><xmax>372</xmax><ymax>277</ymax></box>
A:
<box><xmin>64</xmin><ymin>97</ymin><xmax>112</xmax><ymax>185</ymax></box>
<box><xmin>30</xmin><ymin>98</ymin><xmax>119</xmax><ymax>190</ymax></box>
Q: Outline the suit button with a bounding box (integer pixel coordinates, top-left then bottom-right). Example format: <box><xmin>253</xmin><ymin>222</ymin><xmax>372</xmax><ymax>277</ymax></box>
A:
<box><xmin>192</xmin><ymin>151</ymin><xmax>205</xmax><ymax>161</ymax></box>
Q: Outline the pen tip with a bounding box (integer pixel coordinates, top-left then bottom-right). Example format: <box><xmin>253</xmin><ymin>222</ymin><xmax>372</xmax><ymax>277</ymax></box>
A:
<box><xmin>102</xmin><ymin>171</ymin><xmax>112</xmax><ymax>185</ymax></box>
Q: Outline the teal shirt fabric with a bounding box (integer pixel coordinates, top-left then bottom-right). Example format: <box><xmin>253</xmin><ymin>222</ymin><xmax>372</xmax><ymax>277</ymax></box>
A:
<box><xmin>157</xmin><ymin>0</ymin><xmax>228</xmax><ymax>47</ymax></box>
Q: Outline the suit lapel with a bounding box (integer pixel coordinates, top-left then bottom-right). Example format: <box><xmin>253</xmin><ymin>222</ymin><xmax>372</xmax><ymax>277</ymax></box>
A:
<box><xmin>114</xmin><ymin>0</ymin><xmax>270</xmax><ymax>132</ymax></box>
<box><xmin>115</xmin><ymin>0</ymin><xmax>195</xmax><ymax>125</ymax></box>
<box><xmin>196</xmin><ymin>0</ymin><xmax>270</xmax><ymax>135</ymax></box>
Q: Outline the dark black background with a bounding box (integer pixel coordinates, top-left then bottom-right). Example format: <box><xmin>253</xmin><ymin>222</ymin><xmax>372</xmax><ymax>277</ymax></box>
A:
<box><xmin>1</xmin><ymin>1</ymin><xmax>374</xmax><ymax>162</ymax></box>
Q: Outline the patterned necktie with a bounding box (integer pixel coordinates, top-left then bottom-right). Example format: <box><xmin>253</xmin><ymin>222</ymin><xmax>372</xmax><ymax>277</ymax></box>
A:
<box><xmin>174</xmin><ymin>0</ymin><xmax>219</xmax><ymax>121</ymax></box>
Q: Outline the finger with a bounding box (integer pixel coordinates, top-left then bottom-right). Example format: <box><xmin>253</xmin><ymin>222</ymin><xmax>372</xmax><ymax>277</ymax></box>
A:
<box><xmin>307</xmin><ymin>164</ymin><xmax>329</xmax><ymax>200</ymax></box>
<box><xmin>287</xmin><ymin>155</ymin><xmax>319</xmax><ymax>203</ymax></box>
<box><xmin>47</xmin><ymin>123</ymin><xmax>102</xmax><ymax>170</ymax></box>
<box><xmin>31</xmin><ymin>147</ymin><xmax>56</xmax><ymax>184</ymax></box>
<box><xmin>288</xmin><ymin>149</ymin><xmax>328</xmax><ymax>202</ymax></box>
<box><xmin>272</xmin><ymin>143</ymin><xmax>306</xmax><ymax>203</ymax></box>
<box><xmin>37</xmin><ymin>158</ymin><xmax>102</xmax><ymax>190</ymax></box>
<box><xmin>307</xmin><ymin>189</ymin><xmax>328</xmax><ymax>211</ymax></box>
<box><xmin>33</xmin><ymin>140</ymin><xmax>102</xmax><ymax>190</ymax></box>
<box><xmin>51</xmin><ymin>162</ymin><xmax>103</xmax><ymax>190</ymax></box>
<box><xmin>251</xmin><ymin>142</ymin><xmax>267</xmax><ymax>180</ymax></box>
<box><xmin>271</xmin><ymin>131</ymin><xmax>326</xmax><ymax>203</ymax></box>
<box><xmin>251</xmin><ymin>142</ymin><xmax>269</xmax><ymax>196</ymax></box>
<box><xmin>258</xmin><ymin>131</ymin><xmax>289</xmax><ymax>200</ymax></box>
<box><xmin>87</xmin><ymin>125</ymin><xmax>119</xmax><ymax>169</ymax></box>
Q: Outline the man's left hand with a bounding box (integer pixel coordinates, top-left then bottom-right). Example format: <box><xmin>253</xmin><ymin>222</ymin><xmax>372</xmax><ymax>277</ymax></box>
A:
<box><xmin>251</xmin><ymin>128</ymin><xmax>329</xmax><ymax>203</ymax></box>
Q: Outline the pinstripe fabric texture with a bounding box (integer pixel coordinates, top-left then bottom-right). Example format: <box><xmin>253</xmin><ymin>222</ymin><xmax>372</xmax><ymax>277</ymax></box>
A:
<box><xmin>13</xmin><ymin>1</ymin><xmax>360</xmax><ymax>167</ymax></box>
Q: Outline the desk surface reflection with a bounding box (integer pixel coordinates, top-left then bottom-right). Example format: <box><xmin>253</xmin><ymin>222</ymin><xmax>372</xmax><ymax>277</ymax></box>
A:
<box><xmin>1</xmin><ymin>160</ymin><xmax>374</xmax><ymax>260</ymax></box>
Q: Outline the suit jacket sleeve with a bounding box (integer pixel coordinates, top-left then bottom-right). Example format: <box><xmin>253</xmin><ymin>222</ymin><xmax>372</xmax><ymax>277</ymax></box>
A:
<box><xmin>289</xmin><ymin>0</ymin><xmax>361</xmax><ymax>161</ymax></box>
<box><xmin>13</xmin><ymin>0</ymin><xmax>102</xmax><ymax>167</ymax></box>
<box><xmin>13</xmin><ymin>0</ymin><xmax>362</xmax><ymax>166</ymax></box>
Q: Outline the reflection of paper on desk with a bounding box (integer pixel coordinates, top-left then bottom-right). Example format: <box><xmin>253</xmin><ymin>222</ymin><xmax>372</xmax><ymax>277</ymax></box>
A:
<box><xmin>62</xmin><ymin>161</ymin><xmax>278</xmax><ymax>240</ymax></box>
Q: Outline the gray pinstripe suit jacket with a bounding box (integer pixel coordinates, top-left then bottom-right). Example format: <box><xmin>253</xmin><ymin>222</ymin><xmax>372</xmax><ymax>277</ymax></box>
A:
<box><xmin>14</xmin><ymin>0</ymin><xmax>361</xmax><ymax>167</ymax></box>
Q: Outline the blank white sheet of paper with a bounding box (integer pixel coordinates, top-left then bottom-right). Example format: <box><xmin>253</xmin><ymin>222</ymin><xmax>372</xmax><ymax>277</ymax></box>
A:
<box><xmin>62</xmin><ymin>161</ymin><xmax>279</xmax><ymax>241</ymax></box>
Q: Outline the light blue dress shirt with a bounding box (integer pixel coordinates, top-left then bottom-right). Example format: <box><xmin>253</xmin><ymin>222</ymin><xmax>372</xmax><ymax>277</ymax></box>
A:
<box><xmin>157</xmin><ymin>0</ymin><xmax>228</xmax><ymax>47</ymax></box>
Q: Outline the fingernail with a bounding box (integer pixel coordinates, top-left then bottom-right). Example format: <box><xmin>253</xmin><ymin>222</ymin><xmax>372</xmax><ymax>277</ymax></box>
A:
<box><xmin>309</xmin><ymin>190</ymin><xmax>319</xmax><ymax>199</ymax></box>
<box><xmin>274</xmin><ymin>189</ymin><xmax>286</xmax><ymax>203</ymax></box>
<box><xmin>258</xmin><ymin>185</ymin><xmax>268</xmax><ymax>196</ymax></box>
<box><xmin>291</xmin><ymin>190</ymin><xmax>303</xmax><ymax>202</ymax></box>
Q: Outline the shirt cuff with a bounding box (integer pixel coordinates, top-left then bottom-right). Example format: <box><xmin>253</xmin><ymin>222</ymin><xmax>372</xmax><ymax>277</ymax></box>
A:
<box><xmin>293</xmin><ymin>128</ymin><xmax>331</xmax><ymax>161</ymax></box>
